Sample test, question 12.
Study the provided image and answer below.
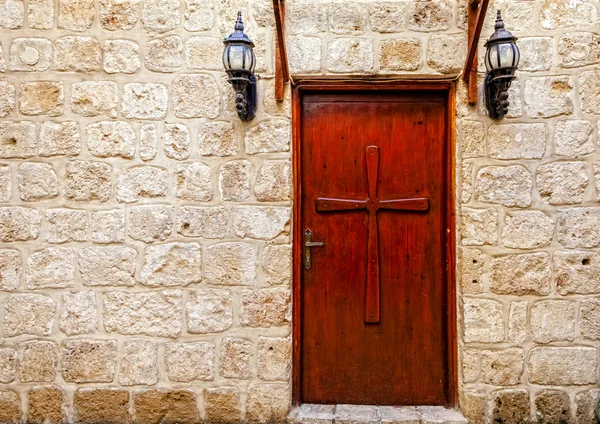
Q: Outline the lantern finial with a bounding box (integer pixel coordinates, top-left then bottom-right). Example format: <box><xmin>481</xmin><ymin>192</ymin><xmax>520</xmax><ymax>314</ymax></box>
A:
<box><xmin>235</xmin><ymin>11</ymin><xmax>244</xmax><ymax>31</ymax></box>
<box><xmin>494</xmin><ymin>10</ymin><xmax>504</xmax><ymax>30</ymax></box>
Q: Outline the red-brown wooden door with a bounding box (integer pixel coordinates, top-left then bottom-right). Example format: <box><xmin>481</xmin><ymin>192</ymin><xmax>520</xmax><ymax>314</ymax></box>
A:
<box><xmin>297</xmin><ymin>88</ymin><xmax>454</xmax><ymax>406</ymax></box>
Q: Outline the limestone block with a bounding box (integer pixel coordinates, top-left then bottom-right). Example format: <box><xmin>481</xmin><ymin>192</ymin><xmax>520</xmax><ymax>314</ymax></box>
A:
<box><xmin>4</xmin><ymin>293</ymin><xmax>55</xmax><ymax>336</ymax></box>
<box><xmin>119</xmin><ymin>340</ymin><xmax>158</xmax><ymax>386</ymax></box>
<box><xmin>146</xmin><ymin>35</ymin><xmax>183</xmax><ymax>73</ymax></box>
<box><xmin>57</xmin><ymin>0</ymin><xmax>93</xmax><ymax>31</ymax></box>
<box><xmin>39</xmin><ymin>121</ymin><xmax>80</xmax><ymax>157</ymax></box>
<box><xmin>0</xmin><ymin>390</ymin><xmax>21</xmax><ymax>423</ymax></box>
<box><xmin>581</xmin><ymin>298</ymin><xmax>600</xmax><ymax>340</ymax></box>
<box><xmin>0</xmin><ymin>121</ymin><xmax>36</xmax><ymax>158</ymax></box>
<box><xmin>289</xmin><ymin>403</ymin><xmax>337</xmax><ymax>424</ymax></box>
<box><xmin>65</xmin><ymin>160</ymin><xmax>112</xmax><ymax>202</ymax></box>
<box><xmin>103</xmin><ymin>290</ymin><xmax>182</xmax><ymax>337</ymax></box>
<box><xmin>140</xmin><ymin>124</ymin><xmax>157</xmax><ymax>161</ymax></box>
<box><xmin>460</xmin><ymin>207</ymin><xmax>498</xmax><ymax>246</ymax></box>
<box><xmin>379</xmin><ymin>39</ymin><xmax>421</xmax><ymax>72</ymax></box>
<box><xmin>186</xmin><ymin>288</ymin><xmax>233</xmax><ymax>334</ymax></box>
<box><xmin>245</xmin><ymin>120</ymin><xmax>290</xmax><ymax>154</ymax></box>
<box><xmin>142</xmin><ymin>0</ymin><xmax>180</xmax><ymax>33</ymax></box>
<box><xmin>128</xmin><ymin>205</ymin><xmax>174</xmax><ymax>242</ymax></box>
<box><xmin>252</xmin><ymin>0</ymin><xmax>274</xmax><ymax>27</ymax></box>
<box><xmin>220</xmin><ymin>160</ymin><xmax>251</xmax><ymax>201</ymax></box>
<box><xmin>0</xmin><ymin>45</ymin><xmax>5</xmax><ymax>72</ymax></box>
<box><xmin>78</xmin><ymin>246</ymin><xmax>137</xmax><ymax>286</ymax></box>
<box><xmin>99</xmin><ymin>0</ymin><xmax>137</xmax><ymax>30</ymax></box>
<box><xmin>74</xmin><ymin>389</ymin><xmax>130</xmax><ymax>424</ymax></box>
<box><xmin>490</xmin><ymin>253</ymin><xmax>550</xmax><ymax>296</ymax></box>
<box><xmin>0</xmin><ymin>348</ymin><xmax>16</xmax><ymax>383</ymax></box>
<box><xmin>524</xmin><ymin>76</ymin><xmax>574</xmax><ymax>118</ymax></box>
<box><xmin>0</xmin><ymin>81</ymin><xmax>14</xmax><ymax>117</ymax></box>
<box><xmin>327</xmin><ymin>38</ymin><xmax>374</xmax><ymax>73</ymax></box>
<box><xmin>133</xmin><ymin>390</ymin><xmax>200</xmax><ymax>424</ymax></box>
<box><xmin>557</xmin><ymin>208</ymin><xmax>600</xmax><ymax>248</ymax></box>
<box><xmin>559</xmin><ymin>32</ymin><xmax>600</xmax><ymax>68</ymax></box>
<box><xmin>87</xmin><ymin>121</ymin><xmax>135</xmax><ymax>158</ymax></box>
<box><xmin>219</xmin><ymin>337</ymin><xmax>253</xmax><ymax>379</ymax></box>
<box><xmin>174</xmin><ymin>162</ymin><xmax>213</xmax><ymax>201</ymax></box>
<box><xmin>488</xmin><ymin>123</ymin><xmax>546</xmax><ymax>159</ymax></box>
<box><xmin>575</xmin><ymin>389</ymin><xmax>600</xmax><ymax>424</ymax></box>
<box><xmin>18</xmin><ymin>162</ymin><xmax>58</xmax><ymax>201</ymax></box>
<box><xmin>59</xmin><ymin>291</ymin><xmax>98</xmax><ymax>335</ymax></box>
<box><xmin>20</xmin><ymin>82</ymin><xmax>63</xmax><ymax>116</ymax></box>
<box><xmin>287</xmin><ymin>2</ymin><xmax>327</xmax><ymax>33</ymax></box>
<box><xmin>594</xmin><ymin>162</ymin><xmax>600</xmax><ymax>201</ymax></box>
<box><xmin>534</xmin><ymin>390</ymin><xmax>572</xmax><ymax>424</ymax></box>
<box><xmin>0</xmin><ymin>206</ymin><xmax>42</xmax><ymax>241</ymax></box>
<box><xmin>0</xmin><ymin>0</ymin><xmax>23</xmax><ymax>28</ymax></box>
<box><xmin>264</xmin><ymin>83</ymin><xmax>291</xmax><ymax>117</ymax></box>
<box><xmin>27</xmin><ymin>247</ymin><xmax>76</xmax><ymax>289</ymax></box>
<box><xmin>580</xmin><ymin>70</ymin><xmax>600</xmax><ymax>114</ymax></box>
<box><xmin>540</xmin><ymin>0</ymin><xmax>599</xmax><ymax>29</ymax></box>
<box><xmin>508</xmin><ymin>301</ymin><xmax>527</xmax><ymax>344</ymax></box>
<box><xmin>91</xmin><ymin>209</ymin><xmax>124</xmax><ymax>243</ymax></box>
<box><xmin>531</xmin><ymin>300</ymin><xmax>576</xmax><ymax>343</ymax></box>
<box><xmin>459</xmin><ymin>248</ymin><xmax>484</xmax><ymax>295</ymax></box>
<box><xmin>116</xmin><ymin>166</ymin><xmax>168</xmax><ymax>203</ymax></box>
<box><xmin>287</xmin><ymin>35</ymin><xmax>322</xmax><ymax>74</ymax></box>
<box><xmin>103</xmin><ymin>40</ymin><xmax>141</xmax><ymax>74</ymax></box>
<box><xmin>176</xmin><ymin>206</ymin><xmax>228</xmax><ymax>238</ymax></box>
<box><xmin>528</xmin><ymin>347</ymin><xmax>597</xmax><ymax>385</ymax></box>
<box><xmin>165</xmin><ymin>341</ymin><xmax>214</xmax><ymax>381</ymax></box>
<box><xmin>9</xmin><ymin>38</ymin><xmax>52</xmax><ymax>71</ymax></box>
<box><xmin>45</xmin><ymin>209</ymin><xmax>88</xmax><ymax>243</ymax></box>
<box><xmin>71</xmin><ymin>81</ymin><xmax>118</xmax><ymax>118</ymax></box>
<box><xmin>0</xmin><ymin>249</ymin><xmax>20</xmax><ymax>291</ymax></box>
<box><xmin>555</xmin><ymin>250</ymin><xmax>600</xmax><ymax>295</ymax></box>
<box><xmin>185</xmin><ymin>36</ymin><xmax>221</xmax><ymax>71</ymax></box>
<box><xmin>335</xmin><ymin>404</ymin><xmax>379</xmax><ymax>424</ymax></box>
<box><xmin>475</xmin><ymin>165</ymin><xmax>532</xmax><ymax>207</ymax></box>
<box><xmin>518</xmin><ymin>37</ymin><xmax>553</xmax><ymax>71</ymax></box>
<box><xmin>554</xmin><ymin>120</ymin><xmax>594</xmax><ymax>157</ymax></box>
<box><xmin>164</xmin><ymin>123</ymin><xmax>190</xmax><ymax>160</ymax></box>
<box><xmin>329</xmin><ymin>3</ymin><xmax>367</xmax><ymax>34</ymax></box>
<box><xmin>233</xmin><ymin>206</ymin><xmax>290</xmax><ymax>240</ymax></box>
<box><xmin>427</xmin><ymin>34</ymin><xmax>467</xmax><ymax>74</ymax></box>
<box><xmin>54</xmin><ymin>36</ymin><xmax>101</xmax><ymax>72</ymax></box>
<box><xmin>255</xmin><ymin>160</ymin><xmax>292</xmax><ymax>201</ymax></box>
<box><xmin>28</xmin><ymin>386</ymin><xmax>65</xmax><ymax>424</ymax></box>
<box><xmin>537</xmin><ymin>161</ymin><xmax>588</xmax><ymax>205</ymax></box>
<box><xmin>172</xmin><ymin>74</ymin><xmax>220</xmax><ymax>118</ymax></box>
<box><xmin>199</xmin><ymin>121</ymin><xmax>237</xmax><ymax>156</ymax></box>
<box><xmin>257</xmin><ymin>337</ymin><xmax>291</xmax><ymax>381</ymax></box>
<box><xmin>121</xmin><ymin>83</ymin><xmax>168</xmax><ymax>120</ymax></box>
<box><xmin>205</xmin><ymin>242</ymin><xmax>258</xmax><ymax>286</ymax></box>
<box><xmin>240</xmin><ymin>288</ymin><xmax>291</xmax><ymax>327</ymax></box>
<box><xmin>480</xmin><ymin>348</ymin><xmax>523</xmax><ymax>386</ymax></box>
<box><xmin>263</xmin><ymin>244</ymin><xmax>292</xmax><ymax>286</ymax></box>
<box><xmin>370</xmin><ymin>2</ymin><xmax>406</xmax><ymax>32</ymax></box>
<box><xmin>463</xmin><ymin>298</ymin><xmax>504</xmax><ymax>343</ymax></box>
<box><xmin>502</xmin><ymin>211</ymin><xmax>554</xmax><ymax>249</ymax></box>
<box><xmin>246</xmin><ymin>383</ymin><xmax>290</xmax><ymax>422</ymax></box>
<box><xmin>139</xmin><ymin>242</ymin><xmax>201</xmax><ymax>287</ymax></box>
<box><xmin>407</xmin><ymin>0</ymin><xmax>452</xmax><ymax>31</ymax></box>
<box><xmin>459</xmin><ymin>390</ymin><xmax>485</xmax><ymax>424</ymax></box>
<box><xmin>0</xmin><ymin>165</ymin><xmax>8</xmax><ymax>203</ymax></box>
<box><xmin>183</xmin><ymin>0</ymin><xmax>214</xmax><ymax>31</ymax></box>
<box><xmin>18</xmin><ymin>340</ymin><xmax>57</xmax><ymax>382</ymax></box>
<box><xmin>489</xmin><ymin>389</ymin><xmax>530</xmax><ymax>424</ymax></box>
<box><xmin>204</xmin><ymin>387</ymin><xmax>241</xmax><ymax>423</ymax></box>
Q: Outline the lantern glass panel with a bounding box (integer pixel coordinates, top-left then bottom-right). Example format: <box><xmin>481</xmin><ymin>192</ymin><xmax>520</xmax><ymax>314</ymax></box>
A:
<box><xmin>498</xmin><ymin>43</ymin><xmax>516</xmax><ymax>67</ymax></box>
<box><xmin>223</xmin><ymin>45</ymin><xmax>247</xmax><ymax>71</ymax></box>
<box><xmin>245</xmin><ymin>47</ymin><xmax>255</xmax><ymax>72</ymax></box>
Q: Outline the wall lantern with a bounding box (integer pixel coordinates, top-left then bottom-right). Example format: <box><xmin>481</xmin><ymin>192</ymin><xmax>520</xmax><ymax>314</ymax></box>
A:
<box><xmin>223</xmin><ymin>12</ymin><xmax>257</xmax><ymax>122</ymax></box>
<box><xmin>484</xmin><ymin>10</ymin><xmax>520</xmax><ymax>120</ymax></box>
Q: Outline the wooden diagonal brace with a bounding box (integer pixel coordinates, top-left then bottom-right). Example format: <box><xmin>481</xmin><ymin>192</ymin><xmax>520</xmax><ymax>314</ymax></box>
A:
<box><xmin>463</xmin><ymin>0</ymin><xmax>489</xmax><ymax>104</ymax></box>
<box><xmin>273</xmin><ymin>0</ymin><xmax>290</xmax><ymax>101</ymax></box>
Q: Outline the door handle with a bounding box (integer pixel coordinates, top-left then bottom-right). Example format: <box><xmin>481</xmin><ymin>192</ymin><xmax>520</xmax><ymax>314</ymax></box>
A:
<box><xmin>304</xmin><ymin>228</ymin><xmax>324</xmax><ymax>271</ymax></box>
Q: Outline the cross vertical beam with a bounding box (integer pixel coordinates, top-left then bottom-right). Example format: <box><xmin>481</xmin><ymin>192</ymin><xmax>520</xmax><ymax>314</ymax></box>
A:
<box><xmin>463</xmin><ymin>0</ymin><xmax>490</xmax><ymax>104</ymax></box>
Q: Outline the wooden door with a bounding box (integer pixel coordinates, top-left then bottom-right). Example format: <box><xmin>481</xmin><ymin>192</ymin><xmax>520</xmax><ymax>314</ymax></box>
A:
<box><xmin>294</xmin><ymin>84</ymin><xmax>455</xmax><ymax>407</ymax></box>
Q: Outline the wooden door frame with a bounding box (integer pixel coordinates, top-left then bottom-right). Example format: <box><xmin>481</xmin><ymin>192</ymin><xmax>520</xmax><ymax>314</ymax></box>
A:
<box><xmin>291</xmin><ymin>79</ymin><xmax>457</xmax><ymax>408</ymax></box>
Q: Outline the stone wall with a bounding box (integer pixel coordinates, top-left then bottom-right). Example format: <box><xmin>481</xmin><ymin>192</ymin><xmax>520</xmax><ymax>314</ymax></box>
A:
<box><xmin>0</xmin><ymin>0</ymin><xmax>599</xmax><ymax>422</ymax></box>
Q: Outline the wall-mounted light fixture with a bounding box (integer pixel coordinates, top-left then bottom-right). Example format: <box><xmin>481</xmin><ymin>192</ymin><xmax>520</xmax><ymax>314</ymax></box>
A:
<box><xmin>223</xmin><ymin>12</ymin><xmax>257</xmax><ymax>122</ymax></box>
<box><xmin>484</xmin><ymin>10</ymin><xmax>520</xmax><ymax>120</ymax></box>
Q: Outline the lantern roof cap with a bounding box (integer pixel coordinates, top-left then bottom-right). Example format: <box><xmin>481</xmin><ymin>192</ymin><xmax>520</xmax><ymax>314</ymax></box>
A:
<box><xmin>485</xmin><ymin>10</ymin><xmax>518</xmax><ymax>46</ymax></box>
<box><xmin>223</xmin><ymin>11</ymin><xmax>255</xmax><ymax>47</ymax></box>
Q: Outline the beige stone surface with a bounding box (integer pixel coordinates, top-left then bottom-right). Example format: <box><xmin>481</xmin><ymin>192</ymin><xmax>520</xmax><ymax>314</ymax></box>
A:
<box><xmin>74</xmin><ymin>389</ymin><xmax>130</xmax><ymax>424</ymax></box>
<box><xmin>580</xmin><ymin>298</ymin><xmax>600</xmax><ymax>341</ymax></box>
<box><xmin>232</xmin><ymin>206</ymin><xmax>290</xmax><ymax>240</ymax></box>
<box><xmin>463</xmin><ymin>298</ymin><xmax>504</xmax><ymax>343</ymax></box>
<box><xmin>489</xmin><ymin>389</ymin><xmax>530</xmax><ymax>424</ymax></box>
<box><xmin>139</xmin><ymin>242</ymin><xmax>202</xmax><ymax>286</ymax></box>
<box><xmin>487</xmin><ymin>123</ymin><xmax>546</xmax><ymax>159</ymax></box>
<box><xmin>87</xmin><ymin>121</ymin><xmax>135</xmax><ymax>159</ymax></box>
<box><xmin>460</xmin><ymin>207</ymin><xmax>498</xmax><ymax>246</ymax></box>
<box><xmin>133</xmin><ymin>389</ymin><xmax>200</xmax><ymax>424</ymax></box>
<box><xmin>502</xmin><ymin>211</ymin><xmax>554</xmax><ymax>249</ymax></box>
<box><xmin>78</xmin><ymin>245</ymin><xmax>137</xmax><ymax>286</ymax></box>
<box><xmin>327</xmin><ymin>38</ymin><xmax>374</xmax><ymax>73</ymax></box>
<box><xmin>0</xmin><ymin>206</ymin><xmax>42</xmax><ymax>241</ymax></box>
<box><xmin>557</xmin><ymin>207</ymin><xmax>600</xmax><ymax>248</ymax></box>
<box><xmin>4</xmin><ymin>293</ymin><xmax>56</xmax><ymax>336</ymax></box>
<box><xmin>61</xmin><ymin>339</ymin><xmax>117</xmax><ymax>383</ymax></box>
<box><xmin>489</xmin><ymin>252</ymin><xmax>551</xmax><ymax>295</ymax></box>
<box><xmin>531</xmin><ymin>300</ymin><xmax>576</xmax><ymax>343</ymax></box>
<box><xmin>186</xmin><ymin>288</ymin><xmax>233</xmax><ymax>333</ymax></box>
<box><xmin>104</xmin><ymin>39</ymin><xmax>141</xmax><ymax>74</ymax></box>
<box><xmin>165</xmin><ymin>341</ymin><xmax>214</xmax><ymax>381</ymax></box>
<box><xmin>535</xmin><ymin>390</ymin><xmax>572</xmax><ymax>424</ymax></box>
<box><xmin>65</xmin><ymin>160</ymin><xmax>112</xmax><ymax>202</ymax></box>
<box><xmin>116</xmin><ymin>166</ymin><xmax>168</xmax><ymax>203</ymax></box>
<box><xmin>475</xmin><ymin>165</ymin><xmax>532</xmax><ymax>207</ymax></box>
<box><xmin>27</xmin><ymin>246</ymin><xmax>76</xmax><ymax>289</ymax></box>
<box><xmin>219</xmin><ymin>160</ymin><xmax>251</xmax><ymax>201</ymax></box>
<box><xmin>18</xmin><ymin>162</ymin><xmax>58</xmax><ymax>201</ymax></box>
<box><xmin>0</xmin><ymin>249</ymin><xmax>21</xmax><ymax>291</ymax></box>
<box><xmin>528</xmin><ymin>347</ymin><xmax>597</xmax><ymax>385</ymax></box>
<box><xmin>121</xmin><ymin>83</ymin><xmax>169</xmax><ymax>120</ymax></box>
<box><xmin>127</xmin><ymin>205</ymin><xmax>174</xmax><ymax>243</ymax></box>
<box><xmin>0</xmin><ymin>390</ymin><xmax>21</xmax><ymax>423</ymax></box>
<box><xmin>91</xmin><ymin>209</ymin><xmax>124</xmax><ymax>243</ymax></box>
<box><xmin>39</xmin><ymin>121</ymin><xmax>81</xmax><ymax>157</ymax></box>
<box><xmin>146</xmin><ymin>35</ymin><xmax>183</xmax><ymax>73</ymax></box>
<box><xmin>555</xmin><ymin>250</ymin><xmax>600</xmax><ymax>294</ymax></box>
<box><xmin>0</xmin><ymin>121</ymin><xmax>36</xmax><ymax>158</ymax></box>
<box><xmin>99</xmin><ymin>0</ymin><xmax>137</xmax><ymax>30</ymax></box>
<box><xmin>176</xmin><ymin>206</ymin><xmax>228</xmax><ymax>238</ymax></box>
<box><xmin>119</xmin><ymin>339</ymin><xmax>158</xmax><ymax>386</ymax></box>
<box><xmin>257</xmin><ymin>337</ymin><xmax>291</xmax><ymax>381</ymax></box>
<box><xmin>174</xmin><ymin>162</ymin><xmax>213</xmax><ymax>201</ymax></box>
<box><xmin>172</xmin><ymin>74</ymin><xmax>220</xmax><ymax>118</ymax></box>
<box><xmin>59</xmin><ymin>291</ymin><xmax>98</xmax><ymax>335</ymax></box>
<box><xmin>28</xmin><ymin>385</ymin><xmax>64</xmax><ymax>424</ymax></box>
<box><xmin>246</xmin><ymin>383</ymin><xmax>290</xmax><ymax>422</ymax></box>
<box><xmin>263</xmin><ymin>244</ymin><xmax>292</xmax><ymax>286</ymax></box>
<box><xmin>54</xmin><ymin>36</ymin><xmax>101</xmax><ymax>72</ymax></box>
<box><xmin>240</xmin><ymin>288</ymin><xmax>291</xmax><ymax>327</ymax></box>
<box><xmin>19</xmin><ymin>340</ymin><xmax>57</xmax><ymax>382</ymax></box>
<box><xmin>45</xmin><ymin>208</ymin><xmax>88</xmax><ymax>243</ymax></box>
<box><xmin>199</xmin><ymin>121</ymin><xmax>237</xmax><ymax>156</ymax></box>
<box><xmin>205</xmin><ymin>242</ymin><xmax>258</xmax><ymax>286</ymax></box>
<box><xmin>536</xmin><ymin>161</ymin><xmax>588</xmax><ymax>205</ymax></box>
<box><xmin>204</xmin><ymin>387</ymin><xmax>242</xmax><ymax>423</ymax></box>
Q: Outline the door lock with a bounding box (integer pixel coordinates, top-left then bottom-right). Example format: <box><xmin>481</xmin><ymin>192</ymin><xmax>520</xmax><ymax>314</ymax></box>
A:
<box><xmin>304</xmin><ymin>228</ymin><xmax>324</xmax><ymax>271</ymax></box>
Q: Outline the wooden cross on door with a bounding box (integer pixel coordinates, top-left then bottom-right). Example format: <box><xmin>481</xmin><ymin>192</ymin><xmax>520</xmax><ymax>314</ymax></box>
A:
<box><xmin>316</xmin><ymin>146</ymin><xmax>430</xmax><ymax>324</ymax></box>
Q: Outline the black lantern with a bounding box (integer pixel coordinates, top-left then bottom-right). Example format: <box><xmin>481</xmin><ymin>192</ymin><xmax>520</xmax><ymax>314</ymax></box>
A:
<box><xmin>484</xmin><ymin>10</ymin><xmax>520</xmax><ymax>120</ymax></box>
<box><xmin>223</xmin><ymin>12</ymin><xmax>257</xmax><ymax>122</ymax></box>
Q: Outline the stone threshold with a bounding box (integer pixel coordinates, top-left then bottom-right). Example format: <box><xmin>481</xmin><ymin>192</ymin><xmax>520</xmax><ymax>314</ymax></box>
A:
<box><xmin>288</xmin><ymin>404</ymin><xmax>467</xmax><ymax>424</ymax></box>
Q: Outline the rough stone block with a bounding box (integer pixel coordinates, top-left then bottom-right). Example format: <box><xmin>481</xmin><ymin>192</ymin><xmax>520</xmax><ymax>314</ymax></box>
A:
<box><xmin>39</xmin><ymin>121</ymin><xmax>80</xmax><ymax>157</ymax></box>
<box><xmin>240</xmin><ymin>288</ymin><xmax>291</xmax><ymax>327</ymax></box>
<box><xmin>580</xmin><ymin>70</ymin><xmax>600</xmax><ymax>115</ymax></box>
<box><xmin>287</xmin><ymin>36</ymin><xmax>322</xmax><ymax>74</ymax></box>
<box><xmin>27</xmin><ymin>0</ymin><xmax>52</xmax><ymax>28</ymax></box>
<box><xmin>559</xmin><ymin>32</ymin><xmax>600</xmax><ymax>68</ymax></box>
<box><xmin>91</xmin><ymin>209</ymin><xmax>124</xmax><ymax>244</ymax></box>
<box><xmin>185</xmin><ymin>36</ymin><xmax>221</xmax><ymax>70</ymax></box>
<box><xmin>139</xmin><ymin>124</ymin><xmax>157</xmax><ymax>161</ymax></box>
<box><xmin>27</xmin><ymin>247</ymin><xmax>76</xmax><ymax>289</ymax></box>
<box><xmin>528</xmin><ymin>347</ymin><xmax>597</xmax><ymax>385</ymax></box>
<box><xmin>65</xmin><ymin>160</ymin><xmax>112</xmax><ymax>202</ymax></box>
<box><xmin>121</xmin><ymin>83</ymin><xmax>168</xmax><ymax>120</ymax></box>
<box><xmin>246</xmin><ymin>383</ymin><xmax>290</xmax><ymax>422</ymax></box>
<box><xmin>232</xmin><ymin>206</ymin><xmax>290</xmax><ymax>240</ymax></box>
<box><xmin>257</xmin><ymin>337</ymin><xmax>291</xmax><ymax>381</ymax></box>
<box><xmin>0</xmin><ymin>348</ymin><xmax>16</xmax><ymax>383</ymax></box>
<box><xmin>133</xmin><ymin>390</ymin><xmax>200</xmax><ymax>424</ymax></box>
<box><xmin>555</xmin><ymin>251</ymin><xmax>600</xmax><ymax>295</ymax></box>
<box><xmin>127</xmin><ymin>205</ymin><xmax>174</xmax><ymax>243</ymax></box>
<box><xmin>557</xmin><ymin>208</ymin><xmax>600</xmax><ymax>248</ymax></box>
<box><xmin>463</xmin><ymin>298</ymin><xmax>504</xmax><ymax>343</ymax></box>
<box><xmin>531</xmin><ymin>300</ymin><xmax>576</xmax><ymax>343</ymax></box>
<box><xmin>490</xmin><ymin>253</ymin><xmax>551</xmax><ymax>296</ymax></box>
<box><xmin>165</xmin><ymin>342</ymin><xmax>214</xmax><ymax>381</ymax></box>
<box><xmin>204</xmin><ymin>387</ymin><xmax>241</xmax><ymax>423</ymax></box>
<box><xmin>459</xmin><ymin>390</ymin><xmax>485</xmax><ymax>424</ymax></box>
<box><xmin>407</xmin><ymin>0</ymin><xmax>452</xmax><ymax>31</ymax></box>
<box><xmin>74</xmin><ymin>389</ymin><xmax>130</xmax><ymax>424</ymax></box>
<box><xmin>119</xmin><ymin>339</ymin><xmax>158</xmax><ymax>386</ymax></box>
<box><xmin>205</xmin><ymin>242</ymin><xmax>257</xmax><ymax>286</ymax></box>
<box><xmin>488</xmin><ymin>123</ymin><xmax>546</xmax><ymax>159</ymax></box>
<box><xmin>186</xmin><ymin>288</ymin><xmax>233</xmax><ymax>334</ymax></box>
<box><xmin>0</xmin><ymin>0</ymin><xmax>23</xmax><ymax>28</ymax></box>
<box><xmin>103</xmin><ymin>290</ymin><xmax>182</xmax><ymax>337</ymax></box>
<box><xmin>459</xmin><ymin>120</ymin><xmax>485</xmax><ymax>159</ymax></box>
<box><xmin>172</xmin><ymin>74</ymin><xmax>220</xmax><ymax>118</ymax></box>
<box><xmin>460</xmin><ymin>207</ymin><xmax>498</xmax><ymax>246</ymax></box>
<box><xmin>18</xmin><ymin>162</ymin><xmax>58</xmax><ymax>201</ymax></box>
<box><xmin>139</xmin><ymin>242</ymin><xmax>202</xmax><ymax>287</ymax></box>
<box><xmin>4</xmin><ymin>293</ymin><xmax>55</xmax><ymax>336</ymax></box>
<box><xmin>174</xmin><ymin>162</ymin><xmax>213</xmax><ymax>201</ymax></box>
<box><xmin>164</xmin><ymin>123</ymin><xmax>191</xmax><ymax>160</ymax></box>
<box><xmin>255</xmin><ymin>160</ymin><xmax>292</xmax><ymax>201</ymax></box>
<box><xmin>45</xmin><ymin>208</ymin><xmax>87</xmax><ymax>243</ymax></box>
<box><xmin>20</xmin><ymin>82</ymin><xmax>63</xmax><ymax>117</ymax></box>
<box><xmin>19</xmin><ymin>340</ymin><xmax>57</xmax><ymax>382</ymax></box>
<box><xmin>535</xmin><ymin>390</ymin><xmax>572</xmax><ymax>424</ymax></box>
<box><xmin>0</xmin><ymin>165</ymin><xmax>9</xmax><ymax>203</ymax></box>
<box><xmin>61</xmin><ymin>339</ymin><xmax>116</xmax><ymax>383</ymax></box>
<box><xmin>335</xmin><ymin>405</ymin><xmax>378</xmax><ymax>424</ymax></box>
<box><xmin>537</xmin><ymin>161</ymin><xmax>588</xmax><ymax>205</ymax></box>
<box><xmin>370</xmin><ymin>2</ymin><xmax>406</xmax><ymax>33</ymax></box>
<box><xmin>219</xmin><ymin>160</ymin><xmax>251</xmax><ymax>201</ymax></box>
<box><xmin>59</xmin><ymin>291</ymin><xmax>98</xmax><ymax>335</ymax></box>
<box><xmin>103</xmin><ymin>39</ymin><xmax>140</xmax><ymax>74</ymax></box>
<box><xmin>53</xmin><ymin>36</ymin><xmax>101</xmax><ymax>72</ymax></box>
<box><xmin>71</xmin><ymin>81</ymin><xmax>118</xmax><ymax>118</ymax></box>
<box><xmin>176</xmin><ymin>206</ymin><xmax>228</xmax><ymax>238</ymax></box>
<box><xmin>0</xmin><ymin>390</ymin><xmax>21</xmax><ymax>423</ymax></box>
<box><xmin>146</xmin><ymin>35</ymin><xmax>183</xmax><ymax>73</ymax></box>
<box><xmin>142</xmin><ymin>0</ymin><xmax>180</xmax><ymax>33</ymax></box>
<box><xmin>78</xmin><ymin>246</ymin><xmax>137</xmax><ymax>287</ymax></box>
<box><xmin>183</xmin><ymin>0</ymin><xmax>214</xmax><ymax>31</ymax></box>
<box><xmin>580</xmin><ymin>298</ymin><xmax>600</xmax><ymax>341</ymax></box>
<box><xmin>540</xmin><ymin>0</ymin><xmax>599</xmax><ymax>29</ymax></box>
<box><xmin>427</xmin><ymin>34</ymin><xmax>467</xmax><ymax>74</ymax></box>
<box><xmin>329</xmin><ymin>3</ymin><xmax>367</xmax><ymax>34</ymax></box>
<box><xmin>518</xmin><ymin>37</ymin><xmax>553</xmax><ymax>71</ymax></box>
<box><xmin>503</xmin><ymin>211</ymin><xmax>554</xmax><ymax>249</ymax></box>
<box><xmin>28</xmin><ymin>386</ymin><xmax>64</xmax><ymax>424</ymax></box>
<box><xmin>263</xmin><ymin>244</ymin><xmax>292</xmax><ymax>286</ymax></box>
<box><xmin>0</xmin><ymin>206</ymin><xmax>41</xmax><ymax>241</ymax></box>
<box><xmin>9</xmin><ymin>38</ymin><xmax>52</xmax><ymax>72</ymax></box>
<box><xmin>475</xmin><ymin>165</ymin><xmax>532</xmax><ymax>207</ymax></box>
<box><xmin>219</xmin><ymin>337</ymin><xmax>253</xmax><ymax>379</ymax></box>
<box><xmin>57</xmin><ymin>0</ymin><xmax>93</xmax><ymax>31</ymax></box>
<box><xmin>0</xmin><ymin>81</ymin><xmax>14</xmax><ymax>117</ymax></box>
<box><xmin>0</xmin><ymin>249</ymin><xmax>19</xmax><ymax>293</ymax></box>
<box><xmin>245</xmin><ymin>120</ymin><xmax>291</xmax><ymax>154</ymax></box>
<box><xmin>327</xmin><ymin>38</ymin><xmax>374</xmax><ymax>73</ymax></box>
<box><xmin>288</xmin><ymin>2</ymin><xmax>327</xmax><ymax>33</ymax></box>
<box><xmin>86</xmin><ymin>121</ymin><xmax>135</xmax><ymax>159</ymax></box>
<box><xmin>0</xmin><ymin>121</ymin><xmax>36</xmax><ymax>158</ymax></box>
<box><xmin>524</xmin><ymin>76</ymin><xmax>574</xmax><ymax>118</ymax></box>
<box><xmin>575</xmin><ymin>389</ymin><xmax>599</xmax><ymax>424</ymax></box>
<box><xmin>489</xmin><ymin>389</ymin><xmax>530</xmax><ymax>424</ymax></box>
<box><xmin>199</xmin><ymin>121</ymin><xmax>237</xmax><ymax>156</ymax></box>
<box><xmin>99</xmin><ymin>0</ymin><xmax>137</xmax><ymax>30</ymax></box>
<box><xmin>116</xmin><ymin>166</ymin><xmax>168</xmax><ymax>203</ymax></box>
<box><xmin>554</xmin><ymin>120</ymin><xmax>595</xmax><ymax>157</ymax></box>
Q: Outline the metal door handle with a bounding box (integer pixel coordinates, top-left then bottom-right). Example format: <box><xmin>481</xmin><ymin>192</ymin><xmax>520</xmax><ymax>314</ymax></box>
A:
<box><xmin>304</xmin><ymin>228</ymin><xmax>324</xmax><ymax>270</ymax></box>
